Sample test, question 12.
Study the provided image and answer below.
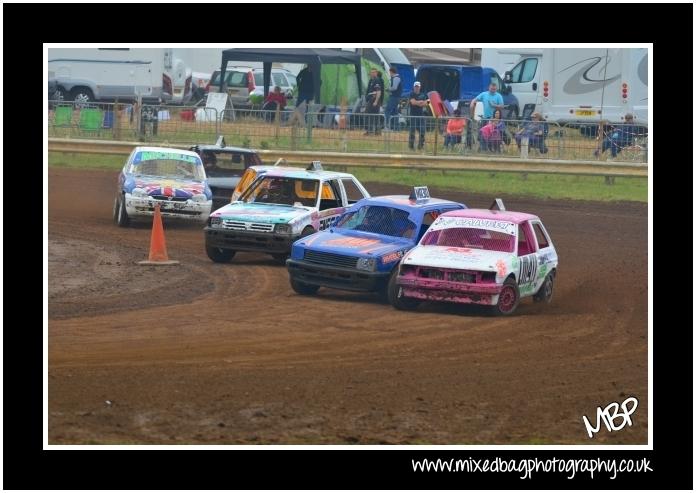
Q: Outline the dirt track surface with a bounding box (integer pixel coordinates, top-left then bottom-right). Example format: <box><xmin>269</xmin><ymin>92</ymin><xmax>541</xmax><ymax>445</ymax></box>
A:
<box><xmin>48</xmin><ymin>168</ymin><xmax>648</xmax><ymax>444</ymax></box>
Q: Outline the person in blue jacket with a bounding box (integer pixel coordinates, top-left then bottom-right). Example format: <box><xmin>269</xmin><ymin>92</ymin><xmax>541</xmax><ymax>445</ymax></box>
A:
<box><xmin>594</xmin><ymin>114</ymin><xmax>641</xmax><ymax>159</ymax></box>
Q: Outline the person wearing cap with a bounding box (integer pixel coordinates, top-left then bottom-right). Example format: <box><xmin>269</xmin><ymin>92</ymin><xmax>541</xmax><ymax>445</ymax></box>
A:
<box><xmin>594</xmin><ymin>113</ymin><xmax>641</xmax><ymax>160</ymax></box>
<box><xmin>408</xmin><ymin>81</ymin><xmax>428</xmax><ymax>150</ymax></box>
<box><xmin>469</xmin><ymin>82</ymin><xmax>505</xmax><ymax>121</ymax></box>
<box><xmin>384</xmin><ymin>66</ymin><xmax>403</xmax><ymax>131</ymax></box>
<box><xmin>364</xmin><ymin>68</ymin><xmax>384</xmax><ymax>135</ymax></box>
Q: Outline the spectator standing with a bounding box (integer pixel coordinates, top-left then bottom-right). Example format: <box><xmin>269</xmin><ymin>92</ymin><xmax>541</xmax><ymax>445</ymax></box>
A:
<box><xmin>408</xmin><ymin>81</ymin><xmax>428</xmax><ymax>150</ymax></box>
<box><xmin>384</xmin><ymin>66</ymin><xmax>403</xmax><ymax>131</ymax></box>
<box><xmin>295</xmin><ymin>65</ymin><xmax>314</xmax><ymax>106</ymax></box>
<box><xmin>469</xmin><ymin>82</ymin><xmax>505</xmax><ymax>122</ymax></box>
<box><xmin>364</xmin><ymin>68</ymin><xmax>384</xmax><ymax>135</ymax></box>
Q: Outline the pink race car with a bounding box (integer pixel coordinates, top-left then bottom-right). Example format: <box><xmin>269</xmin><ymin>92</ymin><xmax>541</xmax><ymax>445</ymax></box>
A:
<box><xmin>389</xmin><ymin>201</ymin><xmax>558</xmax><ymax>315</ymax></box>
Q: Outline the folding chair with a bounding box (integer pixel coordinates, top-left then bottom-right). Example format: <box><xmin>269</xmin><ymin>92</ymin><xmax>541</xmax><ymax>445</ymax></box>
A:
<box><xmin>53</xmin><ymin>105</ymin><xmax>73</xmax><ymax>127</ymax></box>
<box><xmin>78</xmin><ymin>107</ymin><xmax>103</xmax><ymax>137</ymax></box>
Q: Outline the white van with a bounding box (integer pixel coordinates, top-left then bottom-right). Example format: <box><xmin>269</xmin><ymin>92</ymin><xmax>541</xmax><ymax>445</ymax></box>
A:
<box><xmin>48</xmin><ymin>47</ymin><xmax>165</xmax><ymax>104</ymax></box>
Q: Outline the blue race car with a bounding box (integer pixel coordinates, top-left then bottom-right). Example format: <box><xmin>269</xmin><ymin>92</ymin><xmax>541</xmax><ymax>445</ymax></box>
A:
<box><xmin>286</xmin><ymin>187</ymin><xmax>466</xmax><ymax>299</ymax></box>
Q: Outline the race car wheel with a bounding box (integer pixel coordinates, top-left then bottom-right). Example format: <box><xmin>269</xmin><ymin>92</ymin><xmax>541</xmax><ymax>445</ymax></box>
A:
<box><xmin>387</xmin><ymin>270</ymin><xmax>420</xmax><ymax>311</ymax></box>
<box><xmin>115</xmin><ymin>195</ymin><xmax>130</xmax><ymax>227</ymax></box>
<box><xmin>300</xmin><ymin>226</ymin><xmax>316</xmax><ymax>238</ymax></box>
<box><xmin>533</xmin><ymin>271</ymin><xmax>555</xmax><ymax>303</ymax></box>
<box><xmin>492</xmin><ymin>277</ymin><xmax>520</xmax><ymax>316</ymax></box>
<box><xmin>290</xmin><ymin>277</ymin><xmax>320</xmax><ymax>295</ymax></box>
<box><xmin>112</xmin><ymin>196</ymin><xmax>120</xmax><ymax>223</ymax></box>
<box><xmin>206</xmin><ymin>245</ymin><xmax>235</xmax><ymax>263</ymax></box>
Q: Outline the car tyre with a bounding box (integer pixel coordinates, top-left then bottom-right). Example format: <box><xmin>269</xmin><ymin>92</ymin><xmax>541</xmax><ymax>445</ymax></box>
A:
<box><xmin>290</xmin><ymin>277</ymin><xmax>320</xmax><ymax>295</ymax></box>
<box><xmin>70</xmin><ymin>87</ymin><xmax>94</xmax><ymax>107</ymax></box>
<box><xmin>492</xmin><ymin>277</ymin><xmax>520</xmax><ymax>316</ymax></box>
<box><xmin>114</xmin><ymin>195</ymin><xmax>130</xmax><ymax>227</ymax></box>
<box><xmin>271</xmin><ymin>253</ymin><xmax>288</xmax><ymax>264</ymax></box>
<box><xmin>533</xmin><ymin>270</ymin><xmax>555</xmax><ymax>303</ymax></box>
<box><xmin>206</xmin><ymin>245</ymin><xmax>235</xmax><ymax>263</ymax></box>
<box><xmin>387</xmin><ymin>269</ymin><xmax>420</xmax><ymax>310</ymax></box>
<box><xmin>301</xmin><ymin>226</ymin><xmax>316</xmax><ymax>237</ymax></box>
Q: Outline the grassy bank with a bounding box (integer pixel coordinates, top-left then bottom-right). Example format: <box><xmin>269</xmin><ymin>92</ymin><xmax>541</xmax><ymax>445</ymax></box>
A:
<box><xmin>48</xmin><ymin>152</ymin><xmax>647</xmax><ymax>203</ymax></box>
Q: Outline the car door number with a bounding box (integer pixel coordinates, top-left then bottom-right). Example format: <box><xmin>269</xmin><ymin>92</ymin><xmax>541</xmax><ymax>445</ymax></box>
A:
<box><xmin>518</xmin><ymin>254</ymin><xmax>538</xmax><ymax>286</ymax></box>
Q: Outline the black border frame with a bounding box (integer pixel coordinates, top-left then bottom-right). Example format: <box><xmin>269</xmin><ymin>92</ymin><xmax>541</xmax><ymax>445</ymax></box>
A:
<box><xmin>5</xmin><ymin>2</ymin><xmax>692</xmax><ymax>489</ymax></box>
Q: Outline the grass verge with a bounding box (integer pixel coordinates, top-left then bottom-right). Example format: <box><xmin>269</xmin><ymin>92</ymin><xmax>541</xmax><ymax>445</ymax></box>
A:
<box><xmin>48</xmin><ymin>152</ymin><xmax>647</xmax><ymax>203</ymax></box>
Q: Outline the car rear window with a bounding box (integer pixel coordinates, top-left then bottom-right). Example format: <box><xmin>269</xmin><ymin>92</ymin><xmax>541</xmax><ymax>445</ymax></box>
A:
<box><xmin>210</xmin><ymin>70</ymin><xmax>248</xmax><ymax>88</ymax></box>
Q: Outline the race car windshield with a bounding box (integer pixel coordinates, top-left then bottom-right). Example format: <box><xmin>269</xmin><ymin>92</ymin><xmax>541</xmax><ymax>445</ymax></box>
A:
<box><xmin>334</xmin><ymin>205</ymin><xmax>417</xmax><ymax>239</ymax></box>
<box><xmin>240</xmin><ymin>177</ymin><xmax>319</xmax><ymax>207</ymax></box>
<box><xmin>421</xmin><ymin>227</ymin><xmax>515</xmax><ymax>252</ymax></box>
<box><xmin>130</xmin><ymin>154</ymin><xmax>205</xmax><ymax>181</ymax></box>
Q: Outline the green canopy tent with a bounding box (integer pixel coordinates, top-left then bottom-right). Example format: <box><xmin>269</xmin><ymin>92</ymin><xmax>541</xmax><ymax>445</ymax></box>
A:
<box><xmin>219</xmin><ymin>48</ymin><xmax>364</xmax><ymax>104</ymax></box>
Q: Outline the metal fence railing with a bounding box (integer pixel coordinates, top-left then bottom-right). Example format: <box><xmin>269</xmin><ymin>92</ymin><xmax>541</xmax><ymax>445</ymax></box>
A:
<box><xmin>47</xmin><ymin>102</ymin><xmax>648</xmax><ymax>163</ymax></box>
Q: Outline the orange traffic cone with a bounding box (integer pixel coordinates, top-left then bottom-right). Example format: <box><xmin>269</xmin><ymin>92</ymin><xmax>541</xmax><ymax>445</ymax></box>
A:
<box><xmin>138</xmin><ymin>204</ymin><xmax>180</xmax><ymax>265</ymax></box>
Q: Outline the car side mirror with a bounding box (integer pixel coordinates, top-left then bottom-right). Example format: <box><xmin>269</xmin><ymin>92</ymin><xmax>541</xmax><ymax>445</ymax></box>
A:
<box><xmin>504</xmin><ymin>71</ymin><xmax>512</xmax><ymax>83</ymax></box>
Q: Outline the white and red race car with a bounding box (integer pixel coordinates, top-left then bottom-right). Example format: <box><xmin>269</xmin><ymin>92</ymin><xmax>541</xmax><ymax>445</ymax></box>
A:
<box><xmin>391</xmin><ymin>201</ymin><xmax>558</xmax><ymax>315</ymax></box>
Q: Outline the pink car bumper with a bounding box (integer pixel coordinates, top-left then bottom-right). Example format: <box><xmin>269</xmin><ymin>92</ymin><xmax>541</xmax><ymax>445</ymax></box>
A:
<box><xmin>397</xmin><ymin>273</ymin><xmax>502</xmax><ymax>305</ymax></box>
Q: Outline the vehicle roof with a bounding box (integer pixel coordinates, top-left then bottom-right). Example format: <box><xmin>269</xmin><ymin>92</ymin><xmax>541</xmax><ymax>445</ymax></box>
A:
<box><xmin>440</xmin><ymin>208</ymin><xmax>539</xmax><ymax>224</ymax></box>
<box><xmin>360</xmin><ymin>195</ymin><xmax>461</xmax><ymax>210</ymax></box>
<box><xmin>258</xmin><ymin>167</ymin><xmax>357</xmax><ymax>180</ymax></box>
<box><xmin>252</xmin><ymin>67</ymin><xmax>293</xmax><ymax>73</ymax></box>
<box><xmin>193</xmin><ymin>144</ymin><xmax>258</xmax><ymax>154</ymax></box>
<box><xmin>418</xmin><ymin>64</ymin><xmax>479</xmax><ymax>70</ymax></box>
<box><xmin>133</xmin><ymin>146</ymin><xmax>201</xmax><ymax>159</ymax></box>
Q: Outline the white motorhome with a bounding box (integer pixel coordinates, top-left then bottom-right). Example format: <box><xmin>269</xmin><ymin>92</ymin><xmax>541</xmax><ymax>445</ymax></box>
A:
<box><xmin>493</xmin><ymin>48</ymin><xmax>648</xmax><ymax>125</ymax></box>
<box><xmin>537</xmin><ymin>48</ymin><xmax>648</xmax><ymax>124</ymax></box>
<box><xmin>48</xmin><ymin>48</ymin><xmax>165</xmax><ymax>104</ymax></box>
<box><xmin>481</xmin><ymin>48</ymin><xmax>543</xmax><ymax>78</ymax></box>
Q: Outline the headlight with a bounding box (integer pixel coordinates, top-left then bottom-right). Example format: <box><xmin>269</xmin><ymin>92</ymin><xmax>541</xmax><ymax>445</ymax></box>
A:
<box><xmin>274</xmin><ymin>223</ymin><xmax>291</xmax><ymax>234</ymax></box>
<box><xmin>356</xmin><ymin>257</ymin><xmax>377</xmax><ymax>272</ymax></box>
<box><xmin>209</xmin><ymin>216</ymin><xmax>221</xmax><ymax>228</ymax></box>
<box><xmin>191</xmin><ymin>193</ymin><xmax>208</xmax><ymax>203</ymax></box>
<box><xmin>131</xmin><ymin>188</ymin><xmax>147</xmax><ymax>198</ymax></box>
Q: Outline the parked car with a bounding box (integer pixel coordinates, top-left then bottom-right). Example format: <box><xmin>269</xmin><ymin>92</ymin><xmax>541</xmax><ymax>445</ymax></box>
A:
<box><xmin>206</xmin><ymin>66</ymin><xmax>256</xmax><ymax>104</ymax></box>
<box><xmin>286</xmin><ymin>187</ymin><xmax>466</xmax><ymax>298</ymax></box>
<box><xmin>189</xmin><ymin>138</ymin><xmax>263</xmax><ymax>211</ymax></box>
<box><xmin>113</xmin><ymin>146</ymin><xmax>212</xmax><ymax>227</ymax></box>
<box><xmin>206</xmin><ymin>67</ymin><xmax>296</xmax><ymax>104</ymax></box>
<box><xmin>250</xmin><ymin>68</ymin><xmax>296</xmax><ymax>100</ymax></box>
<box><xmin>392</xmin><ymin>201</ymin><xmax>558</xmax><ymax>315</ymax></box>
<box><xmin>204</xmin><ymin>162</ymin><xmax>370</xmax><ymax>263</ymax></box>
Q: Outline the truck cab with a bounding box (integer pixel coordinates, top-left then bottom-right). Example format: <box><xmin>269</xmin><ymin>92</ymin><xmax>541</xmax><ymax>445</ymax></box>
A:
<box><xmin>416</xmin><ymin>64</ymin><xmax>520</xmax><ymax>119</ymax></box>
<box><xmin>503</xmin><ymin>55</ymin><xmax>542</xmax><ymax>118</ymax></box>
